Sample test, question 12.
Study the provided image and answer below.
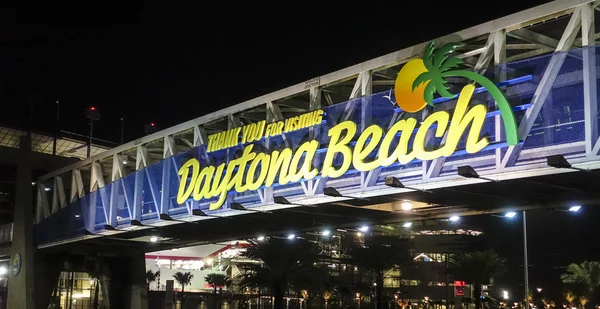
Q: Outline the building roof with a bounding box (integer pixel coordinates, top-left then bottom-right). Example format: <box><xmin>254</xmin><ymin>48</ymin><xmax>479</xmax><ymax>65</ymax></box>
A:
<box><xmin>0</xmin><ymin>125</ymin><xmax>114</xmax><ymax>160</ymax></box>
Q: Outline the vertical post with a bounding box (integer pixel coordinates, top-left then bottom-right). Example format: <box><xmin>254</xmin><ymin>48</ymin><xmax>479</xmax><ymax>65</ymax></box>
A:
<box><xmin>88</xmin><ymin>119</ymin><xmax>94</xmax><ymax>158</ymax></box>
<box><xmin>7</xmin><ymin>135</ymin><xmax>34</xmax><ymax>309</ymax></box>
<box><xmin>120</xmin><ymin>117</ymin><xmax>125</xmax><ymax>144</ymax></box>
<box><xmin>523</xmin><ymin>211</ymin><xmax>529</xmax><ymax>309</ymax></box>
<box><xmin>581</xmin><ymin>2</ymin><xmax>597</xmax><ymax>155</ymax></box>
<box><xmin>446</xmin><ymin>253</ymin><xmax>449</xmax><ymax>309</ymax></box>
<box><xmin>53</xmin><ymin>100</ymin><xmax>59</xmax><ymax>155</ymax></box>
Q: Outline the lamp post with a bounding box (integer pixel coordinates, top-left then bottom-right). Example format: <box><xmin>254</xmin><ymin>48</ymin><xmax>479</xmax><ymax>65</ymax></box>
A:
<box><xmin>523</xmin><ymin>211</ymin><xmax>529</xmax><ymax>309</ymax></box>
<box><xmin>85</xmin><ymin>107</ymin><xmax>100</xmax><ymax>158</ymax></box>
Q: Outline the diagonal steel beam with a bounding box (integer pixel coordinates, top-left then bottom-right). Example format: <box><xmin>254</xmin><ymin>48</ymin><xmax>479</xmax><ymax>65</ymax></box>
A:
<box><xmin>502</xmin><ymin>7</ymin><xmax>582</xmax><ymax>168</ymax></box>
<box><xmin>508</xmin><ymin>28</ymin><xmax>559</xmax><ymax>49</ymax></box>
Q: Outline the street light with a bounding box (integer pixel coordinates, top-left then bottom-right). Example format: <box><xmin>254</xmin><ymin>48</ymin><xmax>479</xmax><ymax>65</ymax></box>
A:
<box><xmin>85</xmin><ymin>106</ymin><xmax>101</xmax><ymax>158</ymax></box>
<box><xmin>449</xmin><ymin>215</ymin><xmax>460</xmax><ymax>222</ymax></box>
<box><xmin>504</xmin><ymin>212</ymin><xmax>517</xmax><ymax>218</ymax></box>
<box><xmin>569</xmin><ymin>205</ymin><xmax>581</xmax><ymax>212</ymax></box>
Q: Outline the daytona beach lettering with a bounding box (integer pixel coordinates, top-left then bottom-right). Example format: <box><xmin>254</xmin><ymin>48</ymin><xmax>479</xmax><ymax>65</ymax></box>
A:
<box><xmin>177</xmin><ymin>84</ymin><xmax>488</xmax><ymax>210</ymax></box>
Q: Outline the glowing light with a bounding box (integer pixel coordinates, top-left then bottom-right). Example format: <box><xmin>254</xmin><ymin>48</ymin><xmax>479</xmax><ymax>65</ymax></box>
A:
<box><xmin>356</xmin><ymin>232</ymin><xmax>362</xmax><ymax>237</ymax></box>
<box><xmin>150</xmin><ymin>236</ymin><xmax>158</xmax><ymax>242</ymax></box>
<box><xmin>256</xmin><ymin>236</ymin><xmax>265</xmax><ymax>241</ymax></box>
<box><xmin>504</xmin><ymin>212</ymin><xmax>517</xmax><ymax>218</ymax></box>
<box><xmin>358</xmin><ymin>226</ymin><xmax>369</xmax><ymax>232</ymax></box>
<box><xmin>287</xmin><ymin>234</ymin><xmax>296</xmax><ymax>240</ymax></box>
<box><xmin>569</xmin><ymin>205</ymin><xmax>581</xmax><ymax>212</ymax></box>
<box><xmin>403</xmin><ymin>222</ymin><xmax>412</xmax><ymax>228</ymax></box>
<box><xmin>321</xmin><ymin>230</ymin><xmax>331</xmax><ymax>236</ymax></box>
<box><xmin>150</xmin><ymin>122</ymin><xmax>155</xmax><ymax>127</ymax></box>
<box><xmin>0</xmin><ymin>267</ymin><xmax>6</xmax><ymax>276</ymax></box>
<box><xmin>401</xmin><ymin>201</ymin><xmax>413</xmax><ymax>211</ymax></box>
<box><xmin>90</xmin><ymin>106</ymin><xmax>96</xmax><ymax>111</ymax></box>
<box><xmin>449</xmin><ymin>216</ymin><xmax>460</xmax><ymax>222</ymax></box>
<box><xmin>503</xmin><ymin>290</ymin><xmax>509</xmax><ymax>300</ymax></box>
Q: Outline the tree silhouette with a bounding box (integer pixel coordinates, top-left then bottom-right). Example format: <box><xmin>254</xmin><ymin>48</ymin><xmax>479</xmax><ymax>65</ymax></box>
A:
<box><xmin>561</xmin><ymin>261</ymin><xmax>600</xmax><ymax>299</ymax></box>
<box><xmin>173</xmin><ymin>272</ymin><xmax>194</xmax><ymax>304</ymax></box>
<box><xmin>349</xmin><ymin>236</ymin><xmax>412</xmax><ymax>309</ymax></box>
<box><xmin>205</xmin><ymin>273</ymin><xmax>231</xmax><ymax>309</ymax></box>
<box><xmin>145</xmin><ymin>270</ymin><xmax>160</xmax><ymax>290</ymax></box>
<box><xmin>450</xmin><ymin>250</ymin><xmax>506</xmax><ymax>309</ymax></box>
<box><xmin>237</xmin><ymin>238</ymin><xmax>324</xmax><ymax>309</ymax></box>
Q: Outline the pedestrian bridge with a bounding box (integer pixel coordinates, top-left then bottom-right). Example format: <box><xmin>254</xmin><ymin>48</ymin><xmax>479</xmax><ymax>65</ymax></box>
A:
<box><xmin>33</xmin><ymin>1</ymin><xmax>600</xmax><ymax>250</ymax></box>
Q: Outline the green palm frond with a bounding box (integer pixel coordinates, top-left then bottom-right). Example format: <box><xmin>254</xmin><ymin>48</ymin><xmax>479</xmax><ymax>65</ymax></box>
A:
<box><xmin>422</xmin><ymin>41</ymin><xmax>436</xmax><ymax>71</ymax></box>
<box><xmin>413</xmin><ymin>41</ymin><xmax>463</xmax><ymax>106</ymax></box>
<box><xmin>440</xmin><ymin>57</ymin><xmax>463</xmax><ymax>72</ymax></box>
<box><xmin>412</xmin><ymin>72</ymin><xmax>432</xmax><ymax>90</ymax></box>
<box><xmin>561</xmin><ymin>261</ymin><xmax>600</xmax><ymax>294</ymax></box>
<box><xmin>433</xmin><ymin>43</ymin><xmax>462</xmax><ymax>68</ymax></box>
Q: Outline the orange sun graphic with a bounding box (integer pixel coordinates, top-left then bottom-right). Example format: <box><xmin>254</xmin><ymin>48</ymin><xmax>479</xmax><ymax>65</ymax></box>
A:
<box><xmin>393</xmin><ymin>59</ymin><xmax>429</xmax><ymax>113</ymax></box>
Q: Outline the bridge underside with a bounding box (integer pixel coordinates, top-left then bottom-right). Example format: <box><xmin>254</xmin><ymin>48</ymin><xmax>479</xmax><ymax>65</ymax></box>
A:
<box><xmin>38</xmin><ymin>167</ymin><xmax>596</xmax><ymax>255</ymax></box>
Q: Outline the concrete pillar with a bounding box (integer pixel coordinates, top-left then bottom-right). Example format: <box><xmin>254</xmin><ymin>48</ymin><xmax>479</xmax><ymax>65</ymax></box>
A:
<box><xmin>129</xmin><ymin>253</ymin><xmax>149</xmax><ymax>309</ymax></box>
<box><xmin>7</xmin><ymin>135</ymin><xmax>35</xmax><ymax>309</ymax></box>
<box><xmin>95</xmin><ymin>254</ymin><xmax>149</xmax><ymax>309</ymax></box>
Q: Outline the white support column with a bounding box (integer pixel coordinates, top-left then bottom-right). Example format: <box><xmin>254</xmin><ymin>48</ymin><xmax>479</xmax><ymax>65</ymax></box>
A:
<box><xmin>502</xmin><ymin>7</ymin><xmax>582</xmax><ymax>168</ymax></box>
<box><xmin>35</xmin><ymin>184</ymin><xmax>50</xmax><ymax>223</ymax></box>
<box><xmin>132</xmin><ymin>146</ymin><xmax>147</xmax><ymax>221</ymax></box>
<box><xmin>110</xmin><ymin>154</ymin><xmax>131</xmax><ymax>223</ymax></box>
<box><xmin>160</xmin><ymin>135</ymin><xmax>176</xmax><ymax>214</ymax></box>
<box><xmin>194</xmin><ymin>125</ymin><xmax>208</xmax><ymax>147</ymax></box>
<box><xmin>228</xmin><ymin>114</ymin><xmax>243</xmax><ymax>129</ymax></box>
<box><xmin>582</xmin><ymin>3</ymin><xmax>599</xmax><ymax>155</ymax></box>
<box><xmin>359</xmin><ymin>71</ymin><xmax>374</xmax><ymax>190</ymax></box>
<box><xmin>266</xmin><ymin>102</ymin><xmax>284</xmax><ymax>123</ymax></box>
<box><xmin>111</xmin><ymin>154</ymin><xmax>124</xmax><ymax>182</ymax></box>
<box><xmin>38</xmin><ymin>184</ymin><xmax>50</xmax><ymax>220</ymax></box>
<box><xmin>309</xmin><ymin>87</ymin><xmax>322</xmax><ymax>110</ymax></box>
<box><xmin>193</xmin><ymin>125</ymin><xmax>210</xmax><ymax>163</ymax></box>
<box><xmin>51</xmin><ymin>176</ymin><xmax>66</xmax><ymax>214</ymax></box>
<box><xmin>91</xmin><ymin>162</ymin><xmax>112</xmax><ymax>226</ymax></box>
<box><xmin>70</xmin><ymin>169</ymin><xmax>85</xmax><ymax>203</ymax></box>
<box><xmin>494</xmin><ymin>29</ymin><xmax>507</xmax><ymax>169</ymax></box>
<box><xmin>133</xmin><ymin>145</ymin><xmax>163</xmax><ymax>219</ymax></box>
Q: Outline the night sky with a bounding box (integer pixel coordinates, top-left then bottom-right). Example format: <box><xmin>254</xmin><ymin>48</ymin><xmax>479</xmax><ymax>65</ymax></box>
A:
<box><xmin>1</xmin><ymin>1</ymin><xmax>550</xmax><ymax>143</ymax></box>
<box><xmin>5</xmin><ymin>0</ymin><xmax>590</xmax><ymax>300</ymax></box>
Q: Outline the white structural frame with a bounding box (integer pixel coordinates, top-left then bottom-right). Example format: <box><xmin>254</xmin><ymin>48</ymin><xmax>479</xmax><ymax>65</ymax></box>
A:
<box><xmin>34</xmin><ymin>0</ymin><xmax>600</xmax><ymax>243</ymax></box>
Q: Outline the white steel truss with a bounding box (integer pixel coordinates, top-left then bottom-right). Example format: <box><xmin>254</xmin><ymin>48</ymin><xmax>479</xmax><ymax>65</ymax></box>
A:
<box><xmin>35</xmin><ymin>0</ymin><xmax>600</xmax><ymax>232</ymax></box>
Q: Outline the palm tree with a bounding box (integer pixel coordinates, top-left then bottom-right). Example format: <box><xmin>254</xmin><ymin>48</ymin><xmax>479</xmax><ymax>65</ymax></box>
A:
<box><xmin>580</xmin><ymin>296</ymin><xmax>588</xmax><ymax>309</ymax></box>
<box><xmin>450</xmin><ymin>250</ymin><xmax>506</xmax><ymax>309</ymax></box>
<box><xmin>146</xmin><ymin>270</ymin><xmax>160</xmax><ymax>290</ymax></box>
<box><xmin>564</xmin><ymin>291</ymin><xmax>576</xmax><ymax>307</ymax></box>
<box><xmin>205</xmin><ymin>273</ymin><xmax>231</xmax><ymax>309</ymax></box>
<box><xmin>561</xmin><ymin>261</ymin><xmax>600</xmax><ymax>297</ymax></box>
<box><xmin>173</xmin><ymin>272</ymin><xmax>194</xmax><ymax>304</ymax></box>
<box><xmin>237</xmin><ymin>238</ymin><xmax>324</xmax><ymax>309</ymax></box>
<box><xmin>412</xmin><ymin>41</ymin><xmax>519</xmax><ymax>146</ymax></box>
<box><xmin>349</xmin><ymin>236</ymin><xmax>412</xmax><ymax>309</ymax></box>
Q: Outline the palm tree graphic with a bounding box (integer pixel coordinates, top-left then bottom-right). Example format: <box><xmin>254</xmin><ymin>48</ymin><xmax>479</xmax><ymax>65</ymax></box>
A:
<box><xmin>412</xmin><ymin>41</ymin><xmax>519</xmax><ymax>146</ymax></box>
